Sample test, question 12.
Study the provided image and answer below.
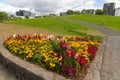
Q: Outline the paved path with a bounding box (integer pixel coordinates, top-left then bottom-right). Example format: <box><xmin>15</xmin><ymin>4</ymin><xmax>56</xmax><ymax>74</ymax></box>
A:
<box><xmin>101</xmin><ymin>36</ymin><xmax>120</xmax><ymax>80</ymax></box>
<box><xmin>0</xmin><ymin>35</ymin><xmax>17</xmax><ymax>80</ymax></box>
<box><xmin>0</xmin><ymin>64</ymin><xmax>17</xmax><ymax>80</ymax></box>
<box><xmin>62</xmin><ymin>18</ymin><xmax>120</xmax><ymax>80</ymax></box>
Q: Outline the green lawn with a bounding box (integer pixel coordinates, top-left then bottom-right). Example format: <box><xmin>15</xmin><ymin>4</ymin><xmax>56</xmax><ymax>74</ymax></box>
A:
<box><xmin>65</xmin><ymin>14</ymin><xmax>120</xmax><ymax>31</ymax></box>
<box><xmin>5</xmin><ymin>17</ymin><xmax>103</xmax><ymax>36</ymax></box>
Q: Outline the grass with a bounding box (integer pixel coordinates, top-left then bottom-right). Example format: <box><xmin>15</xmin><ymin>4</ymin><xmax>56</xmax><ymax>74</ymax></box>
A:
<box><xmin>5</xmin><ymin>17</ymin><xmax>103</xmax><ymax>36</ymax></box>
<box><xmin>65</xmin><ymin>14</ymin><xmax>120</xmax><ymax>31</ymax></box>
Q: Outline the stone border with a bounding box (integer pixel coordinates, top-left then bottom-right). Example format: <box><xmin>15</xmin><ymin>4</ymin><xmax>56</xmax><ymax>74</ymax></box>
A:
<box><xmin>84</xmin><ymin>37</ymin><xmax>107</xmax><ymax>80</ymax></box>
<box><xmin>0</xmin><ymin>46</ymin><xmax>70</xmax><ymax>80</ymax></box>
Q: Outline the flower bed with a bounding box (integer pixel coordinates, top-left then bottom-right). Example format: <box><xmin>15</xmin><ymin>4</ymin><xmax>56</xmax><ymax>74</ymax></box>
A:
<box><xmin>4</xmin><ymin>33</ymin><xmax>101</xmax><ymax>80</ymax></box>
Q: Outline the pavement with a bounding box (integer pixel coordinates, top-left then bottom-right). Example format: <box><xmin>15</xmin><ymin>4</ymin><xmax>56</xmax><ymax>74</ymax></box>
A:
<box><xmin>0</xmin><ymin>64</ymin><xmax>17</xmax><ymax>80</ymax></box>
<box><xmin>0</xmin><ymin>35</ymin><xmax>17</xmax><ymax>80</ymax></box>
<box><xmin>101</xmin><ymin>36</ymin><xmax>120</xmax><ymax>80</ymax></box>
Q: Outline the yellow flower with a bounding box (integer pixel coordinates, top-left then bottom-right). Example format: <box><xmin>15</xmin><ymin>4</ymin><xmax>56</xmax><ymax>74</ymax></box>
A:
<box><xmin>53</xmin><ymin>57</ymin><xmax>58</xmax><ymax>60</ymax></box>
<box><xmin>27</xmin><ymin>52</ymin><xmax>33</xmax><ymax>58</ymax></box>
<box><xmin>78</xmin><ymin>52</ymin><xmax>82</xmax><ymax>55</ymax></box>
<box><xmin>54</xmin><ymin>53</ymin><xmax>57</xmax><ymax>56</ymax></box>
<box><xmin>59</xmin><ymin>62</ymin><xmax>62</xmax><ymax>65</ymax></box>
<box><xmin>50</xmin><ymin>63</ymin><xmax>55</xmax><ymax>68</ymax></box>
<box><xmin>59</xmin><ymin>56</ymin><xmax>63</xmax><ymax>61</ymax></box>
<box><xmin>44</xmin><ymin>56</ymin><xmax>49</xmax><ymax>62</ymax></box>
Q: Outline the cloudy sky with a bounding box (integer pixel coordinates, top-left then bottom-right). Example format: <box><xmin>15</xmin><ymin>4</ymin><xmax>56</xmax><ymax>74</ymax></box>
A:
<box><xmin>0</xmin><ymin>0</ymin><xmax>120</xmax><ymax>15</ymax></box>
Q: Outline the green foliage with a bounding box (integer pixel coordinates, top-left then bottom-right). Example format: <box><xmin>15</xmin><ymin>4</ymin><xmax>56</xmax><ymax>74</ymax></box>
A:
<box><xmin>49</xmin><ymin>13</ymin><xmax>57</xmax><ymax>17</ymax></box>
<box><xmin>0</xmin><ymin>12</ymin><xmax>8</xmax><ymax>21</ymax></box>
<box><xmin>34</xmin><ymin>53</ymin><xmax>44</xmax><ymax>65</ymax></box>
<box><xmin>95</xmin><ymin>9</ymin><xmax>103</xmax><ymax>15</ymax></box>
<box><xmin>50</xmin><ymin>40</ymin><xmax>61</xmax><ymax>52</ymax></box>
<box><xmin>15</xmin><ymin>17</ymin><xmax>22</xmax><ymax>20</ymax></box>
<box><xmin>74</xmin><ymin>11</ymin><xmax>81</xmax><ymax>15</ymax></box>
<box><xmin>67</xmin><ymin>10</ymin><xmax>74</xmax><ymax>15</ymax></box>
<box><xmin>103</xmin><ymin>9</ymin><xmax>108</xmax><ymax>15</ymax></box>
<box><xmin>10</xmin><ymin>15</ymin><xmax>15</xmax><ymax>18</ymax></box>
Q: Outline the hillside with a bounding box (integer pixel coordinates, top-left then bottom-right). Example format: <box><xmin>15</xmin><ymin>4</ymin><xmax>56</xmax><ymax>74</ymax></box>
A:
<box><xmin>65</xmin><ymin>14</ymin><xmax>120</xmax><ymax>31</ymax></box>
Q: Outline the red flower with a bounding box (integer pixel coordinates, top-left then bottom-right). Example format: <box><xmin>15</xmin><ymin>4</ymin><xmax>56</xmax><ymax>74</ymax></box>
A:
<box><xmin>37</xmin><ymin>34</ymin><xmax>41</xmax><ymax>39</ymax></box>
<box><xmin>76</xmin><ymin>56</ymin><xmax>87</xmax><ymax>65</ymax></box>
<box><xmin>66</xmin><ymin>50</ymin><xmax>71</xmax><ymax>57</ymax></box>
<box><xmin>65</xmin><ymin>66</ymin><xmax>76</xmax><ymax>77</ymax></box>
<box><xmin>81</xmin><ymin>57</ymin><xmax>87</xmax><ymax>65</ymax></box>
<box><xmin>71</xmin><ymin>50</ymin><xmax>76</xmax><ymax>57</ymax></box>
<box><xmin>76</xmin><ymin>56</ymin><xmax>81</xmax><ymax>64</ymax></box>
<box><xmin>7</xmin><ymin>35</ymin><xmax>13</xmax><ymax>40</ymax></box>
<box><xmin>88</xmin><ymin>45</ymin><xmax>98</xmax><ymax>58</ymax></box>
<box><xmin>60</xmin><ymin>40</ymin><xmax>67</xmax><ymax>49</ymax></box>
<box><xmin>16</xmin><ymin>34</ymin><xmax>21</xmax><ymax>39</ymax></box>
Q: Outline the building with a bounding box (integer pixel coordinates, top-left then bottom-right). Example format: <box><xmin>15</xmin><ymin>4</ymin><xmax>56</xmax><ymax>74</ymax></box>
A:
<box><xmin>81</xmin><ymin>9</ymin><xmax>95</xmax><ymax>14</ymax></box>
<box><xmin>16</xmin><ymin>10</ymin><xmax>32</xmax><ymax>17</ymax></box>
<box><xmin>60</xmin><ymin>12</ymin><xmax>67</xmax><ymax>16</ymax></box>
<box><xmin>115</xmin><ymin>7</ymin><xmax>120</xmax><ymax>16</ymax></box>
<box><xmin>103</xmin><ymin>3</ymin><xmax>115</xmax><ymax>16</ymax></box>
<box><xmin>81</xmin><ymin>9</ymin><xmax>86</xmax><ymax>14</ymax></box>
<box><xmin>86</xmin><ymin>9</ymin><xmax>95</xmax><ymax>14</ymax></box>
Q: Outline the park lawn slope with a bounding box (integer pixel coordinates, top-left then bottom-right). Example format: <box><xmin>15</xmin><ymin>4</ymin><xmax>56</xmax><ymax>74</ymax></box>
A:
<box><xmin>65</xmin><ymin>14</ymin><xmax>120</xmax><ymax>31</ymax></box>
<box><xmin>5</xmin><ymin>17</ymin><xmax>103</xmax><ymax>36</ymax></box>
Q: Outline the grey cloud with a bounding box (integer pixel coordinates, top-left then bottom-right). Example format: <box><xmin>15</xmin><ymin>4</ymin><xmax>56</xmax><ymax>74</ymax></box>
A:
<box><xmin>10</xmin><ymin>0</ymin><xmax>30</xmax><ymax>7</ymax></box>
<box><xmin>9</xmin><ymin>0</ymin><xmax>96</xmax><ymax>14</ymax></box>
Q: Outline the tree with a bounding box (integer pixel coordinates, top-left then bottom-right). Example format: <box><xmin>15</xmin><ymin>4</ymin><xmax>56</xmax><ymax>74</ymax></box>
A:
<box><xmin>74</xmin><ymin>11</ymin><xmax>80</xmax><ymax>15</ymax></box>
<box><xmin>103</xmin><ymin>9</ymin><xmax>108</xmax><ymax>15</ymax></box>
<box><xmin>0</xmin><ymin>12</ymin><xmax>8</xmax><ymax>21</ymax></box>
<box><xmin>49</xmin><ymin>13</ymin><xmax>57</xmax><ymax>17</ymax></box>
<box><xmin>10</xmin><ymin>15</ymin><xmax>15</xmax><ymax>17</ymax></box>
<box><xmin>66</xmin><ymin>10</ymin><xmax>74</xmax><ymax>15</ymax></box>
<box><xmin>8</xmin><ymin>15</ymin><xmax>15</xmax><ymax>20</ymax></box>
<box><xmin>95</xmin><ymin>9</ymin><xmax>103</xmax><ymax>15</ymax></box>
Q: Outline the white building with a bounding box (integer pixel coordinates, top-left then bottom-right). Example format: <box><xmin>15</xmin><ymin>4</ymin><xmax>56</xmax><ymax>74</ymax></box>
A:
<box><xmin>115</xmin><ymin>7</ymin><xmax>120</xmax><ymax>16</ymax></box>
